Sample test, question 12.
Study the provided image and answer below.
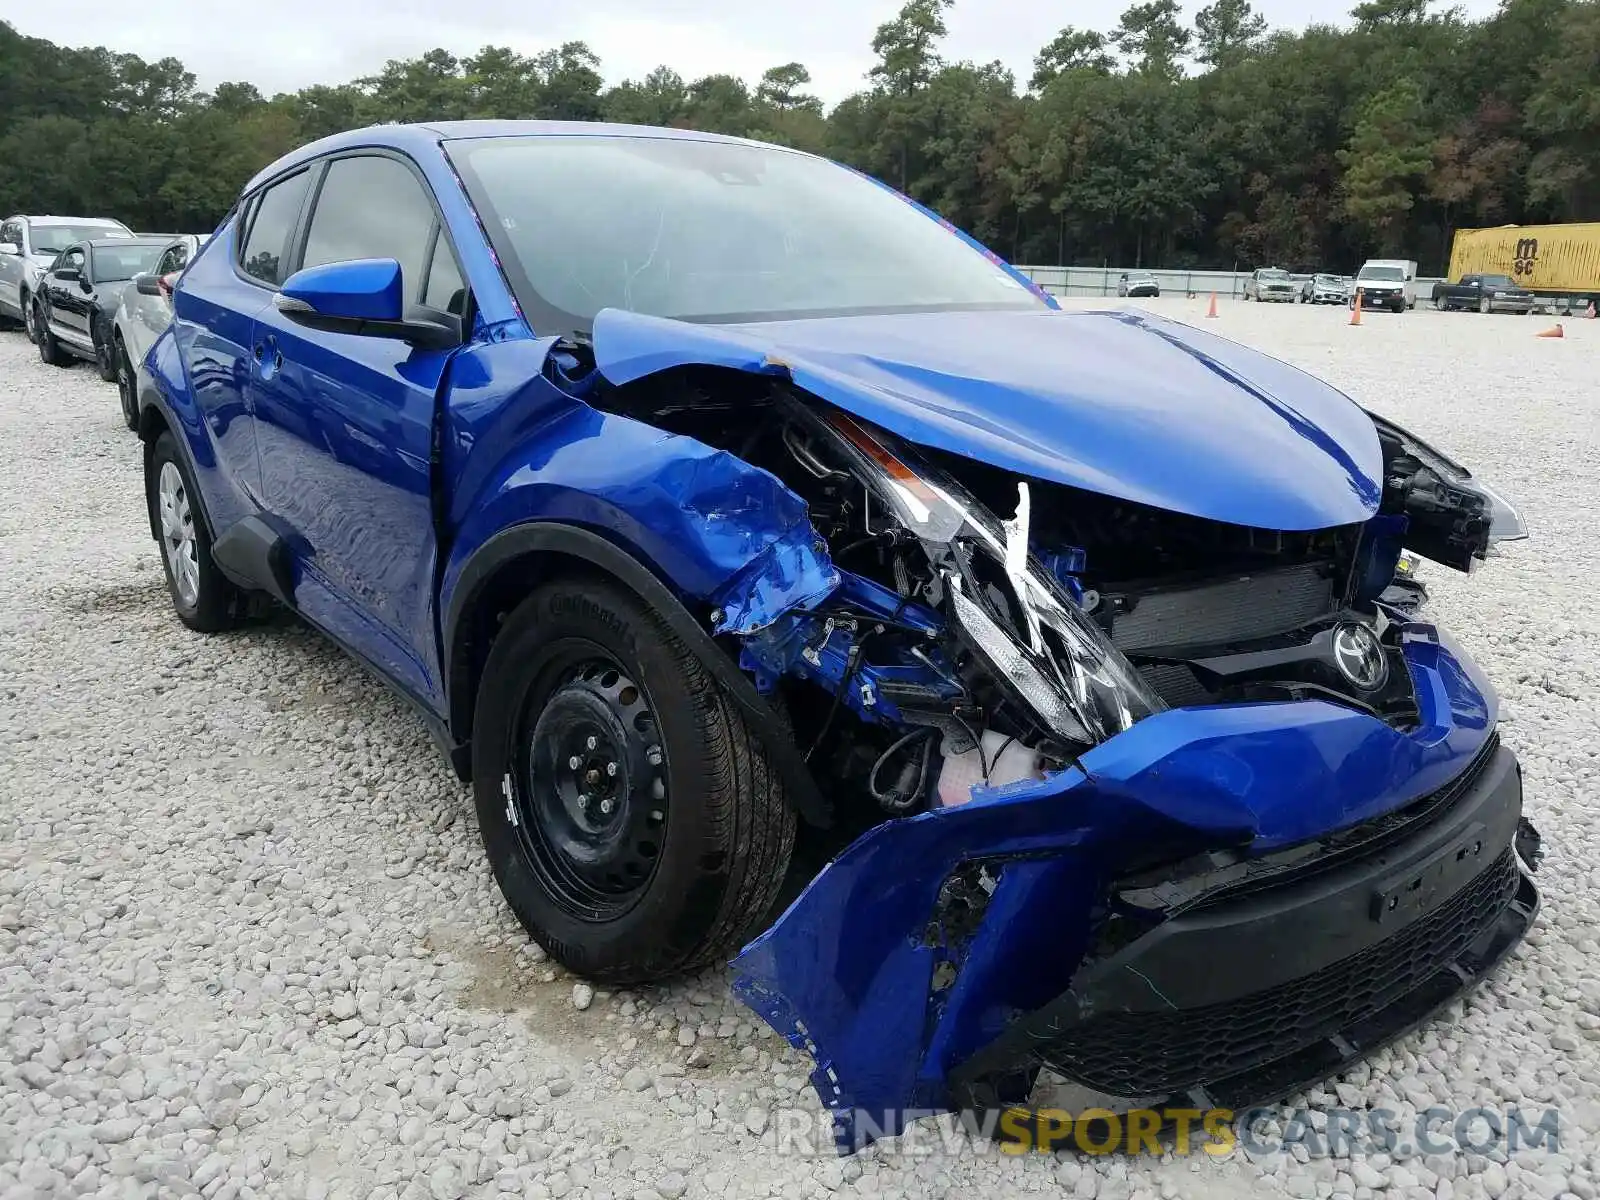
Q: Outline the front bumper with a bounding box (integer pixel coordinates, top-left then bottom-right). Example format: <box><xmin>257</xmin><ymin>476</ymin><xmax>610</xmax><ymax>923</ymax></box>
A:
<box><xmin>1258</xmin><ymin>290</ymin><xmax>1297</xmax><ymax>302</ymax></box>
<box><xmin>1486</xmin><ymin>295</ymin><xmax>1534</xmax><ymax>312</ymax></box>
<box><xmin>948</xmin><ymin>735</ymin><xmax>1537</xmax><ymax>1114</ymax></box>
<box><xmin>732</xmin><ymin>621</ymin><xmax>1540</xmax><ymax>1152</ymax></box>
<box><xmin>1355</xmin><ymin>289</ymin><xmax>1405</xmax><ymax>308</ymax></box>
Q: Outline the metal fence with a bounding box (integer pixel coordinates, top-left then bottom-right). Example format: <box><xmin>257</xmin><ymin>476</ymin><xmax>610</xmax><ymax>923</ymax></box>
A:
<box><xmin>1014</xmin><ymin>265</ymin><xmax>1444</xmax><ymax>300</ymax></box>
<box><xmin>1014</xmin><ymin>265</ymin><xmax>1595</xmax><ymax>312</ymax></box>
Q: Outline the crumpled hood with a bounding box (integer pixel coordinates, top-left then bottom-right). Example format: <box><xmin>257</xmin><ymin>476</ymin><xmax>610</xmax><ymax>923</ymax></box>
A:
<box><xmin>592</xmin><ymin>306</ymin><xmax>1383</xmax><ymax>532</ymax></box>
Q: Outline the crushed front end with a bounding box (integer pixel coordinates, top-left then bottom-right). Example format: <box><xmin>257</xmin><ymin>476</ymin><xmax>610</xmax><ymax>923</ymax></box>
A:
<box><xmin>578</xmin><ymin>312</ymin><xmax>1540</xmax><ymax>1154</ymax></box>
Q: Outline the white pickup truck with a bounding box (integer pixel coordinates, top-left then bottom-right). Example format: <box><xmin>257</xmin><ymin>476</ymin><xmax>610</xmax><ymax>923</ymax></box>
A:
<box><xmin>1349</xmin><ymin>259</ymin><xmax>1418</xmax><ymax>312</ymax></box>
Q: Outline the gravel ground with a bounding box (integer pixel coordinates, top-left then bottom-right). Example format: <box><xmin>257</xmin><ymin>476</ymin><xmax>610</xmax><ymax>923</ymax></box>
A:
<box><xmin>1</xmin><ymin>301</ymin><xmax>1597</xmax><ymax>1200</ymax></box>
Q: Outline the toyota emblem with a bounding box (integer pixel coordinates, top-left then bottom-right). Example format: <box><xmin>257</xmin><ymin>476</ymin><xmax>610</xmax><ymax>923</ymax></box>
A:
<box><xmin>1332</xmin><ymin>622</ymin><xmax>1388</xmax><ymax>691</ymax></box>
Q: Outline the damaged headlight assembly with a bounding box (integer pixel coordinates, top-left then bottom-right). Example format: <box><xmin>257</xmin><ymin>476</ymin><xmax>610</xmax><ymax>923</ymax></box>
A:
<box><xmin>811</xmin><ymin>408</ymin><xmax>1164</xmax><ymax>757</ymax></box>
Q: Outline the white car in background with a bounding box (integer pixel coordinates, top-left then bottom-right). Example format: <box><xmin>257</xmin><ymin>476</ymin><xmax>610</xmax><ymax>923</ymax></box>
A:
<box><xmin>111</xmin><ymin>233</ymin><xmax>208</xmax><ymax>430</ymax></box>
<box><xmin>0</xmin><ymin>215</ymin><xmax>134</xmax><ymax>342</ymax></box>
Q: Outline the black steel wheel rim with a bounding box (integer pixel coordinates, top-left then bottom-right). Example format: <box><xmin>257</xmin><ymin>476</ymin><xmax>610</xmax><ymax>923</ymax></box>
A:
<box><xmin>510</xmin><ymin>642</ymin><xmax>669</xmax><ymax>921</ymax></box>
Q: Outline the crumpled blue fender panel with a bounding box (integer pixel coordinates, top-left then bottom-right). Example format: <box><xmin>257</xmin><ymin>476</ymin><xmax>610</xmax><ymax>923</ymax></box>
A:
<box><xmin>731</xmin><ymin>621</ymin><xmax>1497</xmax><ymax>1146</ymax></box>
<box><xmin>590</xmin><ymin>306</ymin><xmax>1384</xmax><ymax>533</ymax></box>
<box><xmin>438</xmin><ymin>338</ymin><xmax>837</xmax><ymax>642</ymax></box>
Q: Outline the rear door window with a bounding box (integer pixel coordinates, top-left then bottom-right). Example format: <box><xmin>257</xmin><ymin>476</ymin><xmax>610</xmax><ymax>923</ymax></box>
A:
<box><xmin>240</xmin><ymin>170</ymin><xmax>312</xmax><ymax>287</ymax></box>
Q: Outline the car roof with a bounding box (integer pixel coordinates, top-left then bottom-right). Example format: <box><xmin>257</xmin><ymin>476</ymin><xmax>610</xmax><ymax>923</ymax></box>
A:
<box><xmin>244</xmin><ymin>119</ymin><xmax>784</xmax><ymax>195</ymax></box>
<box><xmin>26</xmin><ymin>216</ymin><xmax>129</xmax><ymax>227</ymax></box>
<box><xmin>86</xmin><ymin>237</ymin><xmax>165</xmax><ymax>248</ymax></box>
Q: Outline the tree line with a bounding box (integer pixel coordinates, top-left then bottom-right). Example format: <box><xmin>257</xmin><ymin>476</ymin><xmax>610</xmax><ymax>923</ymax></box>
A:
<box><xmin>1</xmin><ymin>0</ymin><xmax>1596</xmax><ymax>274</ymax></box>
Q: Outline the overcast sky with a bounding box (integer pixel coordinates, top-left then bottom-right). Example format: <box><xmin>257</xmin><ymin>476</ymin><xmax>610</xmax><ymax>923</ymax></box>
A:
<box><xmin>6</xmin><ymin>0</ymin><xmax>1504</xmax><ymax>103</ymax></box>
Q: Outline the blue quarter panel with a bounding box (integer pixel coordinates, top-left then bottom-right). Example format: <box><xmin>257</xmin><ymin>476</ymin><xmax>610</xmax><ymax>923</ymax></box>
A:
<box><xmin>158</xmin><ymin>219</ymin><xmax>270</xmax><ymax>528</ymax></box>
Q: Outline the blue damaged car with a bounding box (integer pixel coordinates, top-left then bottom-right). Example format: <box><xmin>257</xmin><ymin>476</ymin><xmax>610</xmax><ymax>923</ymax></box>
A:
<box><xmin>137</xmin><ymin>121</ymin><xmax>1541</xmax><ymax>1148</ymax></box>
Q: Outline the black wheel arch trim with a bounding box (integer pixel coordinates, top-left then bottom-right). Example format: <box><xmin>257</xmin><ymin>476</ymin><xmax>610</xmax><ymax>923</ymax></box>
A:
<box><xmin>137</xmin><ymin>382</ymin><xmax>221</xmax><ymax>547</ymax></box>
<box><xmin>445</xmin><ymin>521</ymin><xmax>833</xmax><ymax>828</ymax></box>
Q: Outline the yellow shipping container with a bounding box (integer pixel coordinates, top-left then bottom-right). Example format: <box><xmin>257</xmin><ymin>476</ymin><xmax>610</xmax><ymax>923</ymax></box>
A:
<box><xmin>1447</xmin><ymin>223</ymin><xmax>1600</xmax><ymax>297</ymax></box>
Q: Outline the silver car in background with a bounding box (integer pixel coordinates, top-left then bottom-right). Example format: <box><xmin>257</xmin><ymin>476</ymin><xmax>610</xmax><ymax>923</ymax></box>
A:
<box><xmin>1305</xmin><ymin>273</ymin><xmax>1348</xmax><ymax>304</ymax></box>
<box><xmin>1117</xmin><ymin>270</ymin><xmax>1160</xmax><ymax>297</ymax></box>
<box><xmin>111</xmin><ymin>234</ymin><xmax>208</xmax><ymax>430</ymax></box>
<box><xmin>1244</xmin><ymin>267</ymin><xmax>1298</xmax><ymax>302</ymax></box>
<box><xmin>0</xmin><ymin>215</ymin><xmax>134</xmax><ymax>341</ymax></box>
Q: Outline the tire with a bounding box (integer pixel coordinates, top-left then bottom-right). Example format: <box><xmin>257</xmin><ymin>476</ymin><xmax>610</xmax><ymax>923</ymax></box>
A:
<box><xmin>146</xmin><ymin>431</ymin><xmax>243</xmax><ymax>633</ymax></box>
<box><xmin>34</xmin><ymin>301</ymin><xmax>70</xmax><ymax>366</ymax></box>
<box><xmin>472</xmin><ymin>578</ymin><xmax>796</xmax><ymax>984</ymax></box>
<box><xmin>93</xmin><ymin>317</ymin><xmax>117</xmax><ymax>381</ymax></box>
<box><xmin>1479</xmin><ymin>297</ymin><xmax>1491</xmax><ymax>314</ymax></box>
<box><xmin>20</xmin><ymin>289</ymin><xmax>37</xmax><ymax>343</ymax></box>
<box><xmin>1434</xmin><ymin>295</ymin><xmax>1448</xmax><ymax>311</ymax></box>
<box><xmin>115</xmin><ymin>336</ymin><xmax>138</xmax><ymax>431</ymax></box>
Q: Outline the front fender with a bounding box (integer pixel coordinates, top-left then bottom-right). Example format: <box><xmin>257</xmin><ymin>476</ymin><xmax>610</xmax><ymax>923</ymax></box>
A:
<box><xmin>437</xmin><ymin>338</ymin><xmax>838</xmax><ymax>819</ymax></box>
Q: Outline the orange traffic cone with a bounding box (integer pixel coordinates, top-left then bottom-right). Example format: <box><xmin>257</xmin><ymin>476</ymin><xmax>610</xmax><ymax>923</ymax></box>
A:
<box><xmin>1349</xmin><ymin>291</ymin><xmax>1363</xmax><ymax>326</ymax></box>
<box><xmin>1206</xmin><ymin>292</ymin><xmax>1218</xmax><ymax>318</ymax></box>
<box><xmin>1536</xmin><ymin>322</ymin><xmax>1564</xmax><ymax>338</ymax></box>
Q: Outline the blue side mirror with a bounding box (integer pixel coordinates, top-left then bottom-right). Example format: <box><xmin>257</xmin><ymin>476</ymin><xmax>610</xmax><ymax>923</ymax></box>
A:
<box><xmin>280</xmin><ymin>258</ymin><xmax>405</xmax><ymax>322</ymax></box>
<box><xmin>274</xmin><ymin>257</ymin><xmax>461</xmax><ymax>349</ymax></box>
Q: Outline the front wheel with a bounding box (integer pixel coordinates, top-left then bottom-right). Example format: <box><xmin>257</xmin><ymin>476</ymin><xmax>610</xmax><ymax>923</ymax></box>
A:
<box><xmin>93</xmin><ymin>319</ymin><xmax>118</xmax><ymax>381</ymax></box>
<box><xmin>1479</xmin><ymin>297</ymin><xmax>1491</xmax><ymax>314</ymax></box>
<box><xmin>472</xmin><ymin>579</ymin><xmax>796</xmax><ymax>984</ymax></box>
<box><xmin>35</xmin><ymin>302</ymin><xmax>69</xmax><ymax>366</ymax></box>
<box><xmin>1434</xmin><ymin>295</ymin><xmax>1448</xmax><ymax>311</ymax></box>
<box><xmin>146</xmin><ymin>432</ymin><xmax>243</xmax><ymax>632</ymax></box>
<box><xmin>21</xmin><ymin>290</ymin><xmax>37</xmax><ymax>343</ymax></box>
<box><xmin>116</xmin><ymin>338</ymin><xmax>138</xmax><ymax>431</ymax></box>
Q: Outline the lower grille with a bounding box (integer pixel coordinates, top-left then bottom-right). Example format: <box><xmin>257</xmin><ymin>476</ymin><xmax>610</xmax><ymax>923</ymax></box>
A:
<box><xmin>1038</xmin><ymin>848</ymin><xmax>1520</xmax><ymax>1097</ymax></box>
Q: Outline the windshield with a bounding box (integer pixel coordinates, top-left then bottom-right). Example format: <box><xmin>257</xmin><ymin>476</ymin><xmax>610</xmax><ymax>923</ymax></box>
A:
<box><xmin>1358</xmin><ymin>265</ymin><xmax>1404</xmax><ymax>281</ymax></box>
<box><xmin>1481</xmin><ymin>274</ymin><xmax>1516</xmax><ymax>288</ymax></box>
<box><xmin>33</xmin><ymin>225</ymin><xmax>130</xmax><ymax>256</ymax></box>
<box><xmin>1315</xmin><ymin>274</ymin><xmax>1341</xmax><ymax>284</ymax></box>
<box><xmin>447</xmin><ymin>134</ymin><xmax>1046</xmax><ymax>331</ymax></box>
<box><xmin>1259</xmin><ymin>269</ymin><xmax>1289</xmax><ymax>280</ymax></box>
<box><xmin>92</xmin><ymin>243</ymin><xmax>164</xmax><ymax>282</ymax></box>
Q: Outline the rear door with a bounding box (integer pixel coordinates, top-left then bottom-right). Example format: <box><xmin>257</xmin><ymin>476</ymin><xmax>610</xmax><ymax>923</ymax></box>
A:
<box><xmin>250</xmin><ymin>150</ymin><xmax>467</xmax><ymax>707</ymax></box>
<box><xmin>168</xmin><ymin>167</ymin><xmax>314</xmax><ymax>530</ymax></box>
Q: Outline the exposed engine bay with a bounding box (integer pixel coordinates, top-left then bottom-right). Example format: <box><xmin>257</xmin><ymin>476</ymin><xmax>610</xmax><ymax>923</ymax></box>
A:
<box><xmin>583</xmin><ymin>362</ymin><xmax>1516</xmax><ymax>827</ymax></box>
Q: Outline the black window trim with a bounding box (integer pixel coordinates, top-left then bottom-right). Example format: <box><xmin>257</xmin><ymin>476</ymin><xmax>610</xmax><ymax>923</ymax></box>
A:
<box><xmin>232</xmin><ymin>165</ymin><xmax>317</xmax><ymax>292</ymax></box>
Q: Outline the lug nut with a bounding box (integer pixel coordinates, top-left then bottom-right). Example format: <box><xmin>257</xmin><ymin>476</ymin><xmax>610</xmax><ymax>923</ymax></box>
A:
<box><xmin>586</xmin><ymin>735</ymin><xmax>598</xmax><ymax>751</ymax></box>
<box><xmin>606</xmin><ymin>762</ymin><xmax>618</xmax><ymax>777</ymax></box>
<box><xmin>646</xmin><ymin>746</ymin><xmax>663</xmax><ymax>767</ymax></box>
<box><xmin>599</xmin><ymin>797</ymin><xmax>614</xmax><ymax>815</ymax></box>
<box><xmin>568</xmin><ymin>755</ymin><xmax>582</xmax><ymax>769</ymax></box>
